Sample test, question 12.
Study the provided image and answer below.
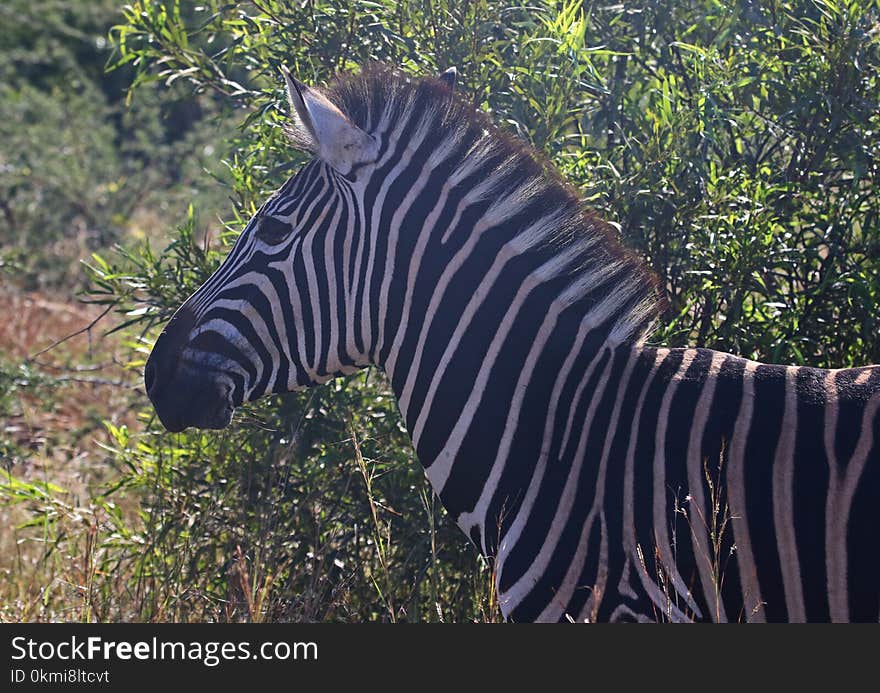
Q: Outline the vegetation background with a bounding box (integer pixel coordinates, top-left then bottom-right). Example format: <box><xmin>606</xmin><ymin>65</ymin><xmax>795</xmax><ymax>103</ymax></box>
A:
<box><xmin>1</xmin><ymin>0</ymin><xmax>878</xmax><ymax>622</ymax></box>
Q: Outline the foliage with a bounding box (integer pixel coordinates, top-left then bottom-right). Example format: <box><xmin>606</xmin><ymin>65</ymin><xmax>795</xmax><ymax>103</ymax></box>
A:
<box><xmin>0</xmin><ymin>0</ymin><xmax>231</xmax><ymax>288</ymax></box>
<box><xmin>106</xmin><ymin>0</ymin><xmax>880</xmax><ymax>365</ymax></box>
<box><xmin>2</xmin><ymin>0</ymin><xmax>880</xmax><ymax>621</ymax></box>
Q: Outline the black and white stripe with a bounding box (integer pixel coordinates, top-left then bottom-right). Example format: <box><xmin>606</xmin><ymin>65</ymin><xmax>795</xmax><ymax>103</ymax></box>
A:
<box><xmin>145</xmin><ymin>65</ymin><xmax>880</xmax><ymax>622</ymax></box>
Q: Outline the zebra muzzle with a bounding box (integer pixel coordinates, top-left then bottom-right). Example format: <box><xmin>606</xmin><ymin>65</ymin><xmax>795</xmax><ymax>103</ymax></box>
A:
<box><xmin>145</xmin><ymin>305</ymin><xmax>235</xmax><ymax>432</ymax></box>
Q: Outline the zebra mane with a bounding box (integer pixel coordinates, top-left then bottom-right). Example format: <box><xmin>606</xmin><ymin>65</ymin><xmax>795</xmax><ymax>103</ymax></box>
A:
<box><xmin>322</xmin><ymin>64</ymin><xmax>665</xmax><ymax>344</ymax></box>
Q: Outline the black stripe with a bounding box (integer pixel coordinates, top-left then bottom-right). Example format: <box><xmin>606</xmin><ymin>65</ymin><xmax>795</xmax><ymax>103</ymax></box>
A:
<box><xmin>409</xmin><ymin>249</ymin><xmax>533</xmax><ymax>466</ymax></box>
<box><xmin>386</xmin><ymin>178</ymin><xmax>497</xmax><ymax>399</ymax></box>
<box><xmin>287</xmin><ymin>242</ymin><xmax>316</xmax><ymax>373</ymax></box>
<box><xmin>596</xmin><ymin>346</ymin><xmax>660</xmax><ymax>620</ymax></box>
<box><xmin>560</xmin><ymin>518</ymin><xmax>603</xmax><ymax>621</ymax></box>
<box><xmin>377</xmin><ymin>138</ymin><xmax>470</xmax><ymax>367</ymax></box>
<box><xmin>793</xmin><ymin>367</ymin><xmax>831</xmax><ymax>622</ymax></box>
<box><xmin>292</xmin><ymin>165</ymin><xmax>327</xmax><ymax>227</ymax></box>
<box><xmin>201</xmin><ymin>290</ymin><xmax>282</xmax><ymax>398</ymax></box>
<box><xmin>834</xmin><ymin>367</ymin><xmax>880</xmax><ymax>622</ymax></box>
<box><xmin>331</xmin><ymin>193</ymin><xmax>357</xmax><ymax>370</ymax></box>
<box><xmin>368</xmin><ymin>143</ymin><xmax>432</xmax><ymax>362</ymax></box>
<box><xmin>702</xmin><ymin>354</ymin><xmax>746</xmax><ymax>621</ymax></box>
<box><xmin>847</xmin><ymin>399</ymin><xmax>880</xmax><ymax>621</ymax></box>
<box><xmin>357</xmin><ymin>113</ymin><xmax>427</xmax><ymax>357</ymax></box>
<box><xmin>833</xmin><ymin>368</ymin><xmax>871</xmax><ymax>466</ymax></box>
<box><xmin>401</xmin><ymin>204</ymin><xmax>544</xmax><ymax>441</ymax></box>
<box><xmin>629</xmin><ymin>348</ymin><xmax>685</xmax><ymax>621</ymax></box>
<box><xmin>307</xmin><ymin>194</ymin><xmax>338</xmax><ymax>377</ymax></box>
<box><xmin>482</xmin><ymin>302</ymin><xmax>592</xmax><ymax>554</ymax></box>
<box><xmin>745</xmin><ymin>364</ymin><xmax>788</xmax><ymax>621</ymax></box>
<box><xmin>186</xmin><ymin>329</ymin><xmax>256</xmax><ymax>403</ymax></box>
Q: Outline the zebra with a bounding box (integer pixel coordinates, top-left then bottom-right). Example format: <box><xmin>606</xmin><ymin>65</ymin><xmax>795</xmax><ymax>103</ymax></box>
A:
<box><xmin>144</xmin><ymin>64</ymin><xmax>880</xmax><ymax>622</ymax></box>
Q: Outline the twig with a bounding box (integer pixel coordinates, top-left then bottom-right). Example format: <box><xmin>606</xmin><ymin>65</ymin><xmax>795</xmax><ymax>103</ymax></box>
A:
<box><xmin>52</xmin><ymin>376</ymin><xmax>131</xmax><ymax>388</ymax></box>
<box><xmin>26</xmin><ymin>303</ymin><xmax>115</xmax><ymax>363</ymax></box>
<box><xmin>0</xmin><ymin>196</ymin><xmax>15</xmax><ymax>231</ymax></box>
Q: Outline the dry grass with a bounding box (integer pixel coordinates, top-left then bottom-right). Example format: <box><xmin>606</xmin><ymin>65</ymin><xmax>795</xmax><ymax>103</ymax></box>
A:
<box><xmin>0</xmin><ymin>284</ymin><xmax>142</xmax><ymax>622</ymax></box>
<box><xmin>0</xmin><ymin>285</ymin><xmax>138</xmax><ymax>453</ymax></box>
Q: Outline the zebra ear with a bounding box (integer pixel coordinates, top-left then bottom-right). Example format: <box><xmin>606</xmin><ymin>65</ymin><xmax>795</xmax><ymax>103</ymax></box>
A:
<box><xmin>438</xmin><ymin>67</ymin><xmax>457</xmax><ymax>90</ymax></box>
<box><xmin>280</xmin><ymin>66</ymin><xmax>377</xmax><ymax>174</ymax></box>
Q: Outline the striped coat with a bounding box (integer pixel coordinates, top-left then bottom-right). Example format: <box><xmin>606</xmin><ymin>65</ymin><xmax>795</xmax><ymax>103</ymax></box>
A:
<box><xmin>145</xmin><ymin>65</ymin><xmax>880</xmax><ymax>622</ymax></box>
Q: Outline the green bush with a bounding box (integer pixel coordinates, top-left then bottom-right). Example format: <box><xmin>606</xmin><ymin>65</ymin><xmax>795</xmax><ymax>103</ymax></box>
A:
<box><xmin>3</xmin><ymin>0</ymin><xmax>879</xmax><ymax>621</ymax></box>
<box><xmin>0</xmin><ymin>0</ymin><xmax>232</xmax><ymax>289</ymax></box>
<box><xmin>109</xmin><ymin>0</ymin><xmax>880</xmax><ymax>365</ymax></box>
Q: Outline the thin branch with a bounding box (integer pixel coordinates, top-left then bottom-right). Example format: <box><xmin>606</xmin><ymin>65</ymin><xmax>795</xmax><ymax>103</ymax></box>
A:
<box><xmin>26</xmin><ymin>303</ymin><xmax>115</xmax><ymax>363</ymax></box>
<box><xmin>0</xmin><ymin>196</ymin><xmax>16</xmax><ymax>231</ymax></box>
<box><xmin>52</xmin><ymin>376</ymin><xmax>132</xmax><ymax>388</ymax></box>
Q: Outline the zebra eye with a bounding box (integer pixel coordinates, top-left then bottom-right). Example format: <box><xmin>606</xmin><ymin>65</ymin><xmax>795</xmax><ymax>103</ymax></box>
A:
<box><xmin>255</xmin><ymin>215</ymin><xmax>291</xmax><ymax>244</ymax></box>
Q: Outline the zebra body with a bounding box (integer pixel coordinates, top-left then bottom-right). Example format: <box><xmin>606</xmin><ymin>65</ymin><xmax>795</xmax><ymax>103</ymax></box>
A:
<box><xmin>145</xmin><ymin>65</ymin><xmax>880</xmax><ymax>622</ymax></box>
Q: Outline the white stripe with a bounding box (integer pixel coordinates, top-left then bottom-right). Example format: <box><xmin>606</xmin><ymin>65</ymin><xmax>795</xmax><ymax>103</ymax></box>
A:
<box><xmin>827</xmin><ymin>377</ymin><xmax>880</xmax><ymax>621</ymax></box>
<box><xmin>684</xmin><ymin>350</ymin><xmax>728</xmax><ymax>622</ymax></box>
<box><xmin>650</xmin><ymin>349</ymin><xmax>702</xmax><ymax>618</ymax></box>
<box><xmin>773</xmin><ymin>365</ymin><xmax>805</xmax><ymax>622</ymax></box>
<box><xmin>621</xmin><ymin>349</ymin><xmax>693</xmax><ymax>622</ymax></box>
<box><xmin>823</xmin><ymin>369</ymin><xmax>848</xmax><ymax>622</ymax></box>
<box><xmin>575</xmin><ymin>512</ymin><xmax>608</xmax><ymax>623</ymax></box>
<box><xmin>728</xmin><ymin>359</ymin><xmax>764</xmax><ymax>621</ymax></box>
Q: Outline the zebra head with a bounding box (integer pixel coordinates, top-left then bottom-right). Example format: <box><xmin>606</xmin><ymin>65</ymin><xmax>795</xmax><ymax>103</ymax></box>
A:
<box><xmin>145</xmin><ymin>63</ymin><xmax>653</xmax><ymax>435</ymax></box>
<box><xmin>145</xmin><ymin>67</ymin><xmax>459</xmax><ymax>431</ymax></box>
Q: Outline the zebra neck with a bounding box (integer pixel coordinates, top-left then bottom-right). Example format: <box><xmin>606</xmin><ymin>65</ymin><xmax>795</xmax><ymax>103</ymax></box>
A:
<box><xmin>379</xmin><ymin>273</ymin><xmax>634</xmax><ymax>554</ymax></box>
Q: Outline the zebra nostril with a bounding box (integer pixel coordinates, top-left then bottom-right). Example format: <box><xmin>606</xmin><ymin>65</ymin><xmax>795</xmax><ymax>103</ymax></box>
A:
<box><xmin>144</xmin><ymin>359</ymin><xmax>157</xmax><ymax>395</ymax></box>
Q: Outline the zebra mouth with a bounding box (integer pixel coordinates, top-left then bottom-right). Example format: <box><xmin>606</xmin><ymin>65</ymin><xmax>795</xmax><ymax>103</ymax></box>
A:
<box><xmin>201</xmin><ymin>392</ymin><xmax>235</xmax><ymax>430</ymax></box>
<box><xmin>189</xmin><ymin>379</ymin><xmax>236</xmax><ymax>431</ymax></box>
<box><xmin>152</xmin><ymin>377</ymin><xmax>236</xmax><ymax>433</ymax></box>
